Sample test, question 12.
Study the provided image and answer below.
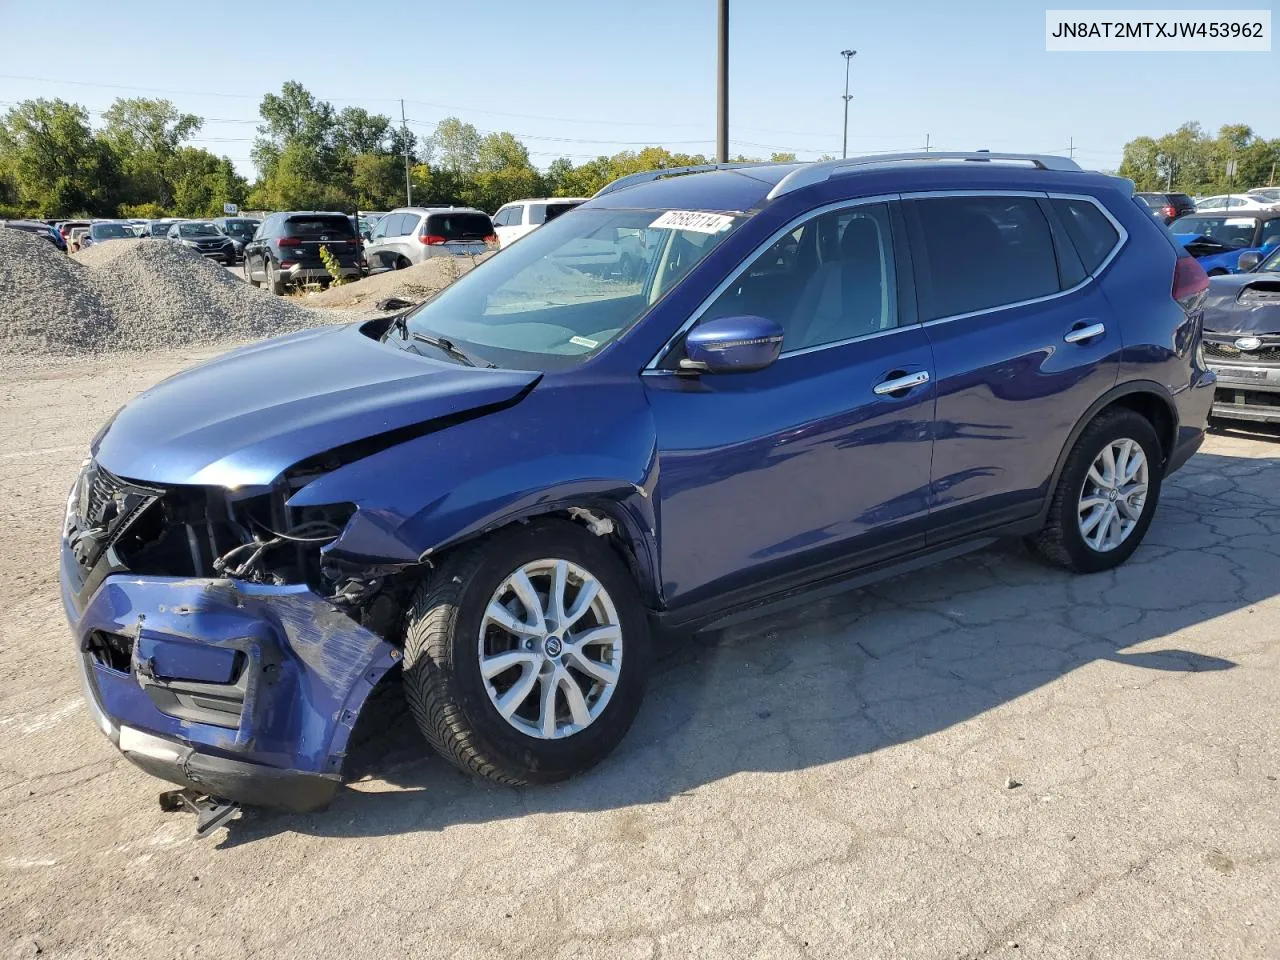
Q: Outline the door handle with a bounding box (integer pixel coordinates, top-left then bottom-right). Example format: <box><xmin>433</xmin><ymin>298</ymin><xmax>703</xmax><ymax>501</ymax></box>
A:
<box><xmin>1064</xmin><ymin>322</ymin><xmax>1106</xmax><ymax>344</ymax></box>
<box><xmin>873</xmin><ymin>371</ymin><xmax>930</xmax><ymax>396</ymax></box>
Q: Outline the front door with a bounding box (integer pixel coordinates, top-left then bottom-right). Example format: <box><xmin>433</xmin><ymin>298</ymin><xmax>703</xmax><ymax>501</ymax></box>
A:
<box><xmin>643</xmin><ymin>200</ymin><xmax>937</xmax><ymax>609</ymax></box>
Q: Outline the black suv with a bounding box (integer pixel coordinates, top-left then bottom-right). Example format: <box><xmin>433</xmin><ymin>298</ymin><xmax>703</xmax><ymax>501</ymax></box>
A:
<box><xmin>1137</xmin><ymin>192</ymin><xmax>1196</xmax><ymax>224</ymax></box>
<box><xmin>241</xmin><ymin>212</ymin><xmax>362</xmax><ymax>294</ymax></box>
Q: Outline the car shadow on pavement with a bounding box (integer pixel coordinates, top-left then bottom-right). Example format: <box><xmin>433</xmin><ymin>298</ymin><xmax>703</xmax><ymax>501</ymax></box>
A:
<box><xmin>215</xmin><ymin>449</ymin><xmax>1273</xmax><ymax>847</ymax></box>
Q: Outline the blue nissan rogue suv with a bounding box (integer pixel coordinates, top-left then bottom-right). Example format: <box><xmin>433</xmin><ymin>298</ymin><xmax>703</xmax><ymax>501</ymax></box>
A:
<box><xmin>61</xmin><ymin>152</ymin><xmax>1215</xmax><ymax>818</ymax></box>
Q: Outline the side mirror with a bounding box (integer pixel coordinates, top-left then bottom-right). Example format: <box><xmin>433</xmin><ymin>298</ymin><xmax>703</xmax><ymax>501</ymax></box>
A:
<box><xmin>681</xmin><ymin>315</ymin><xmax>784</xmax><ymax>374</ymax></box>
<box><xmin>1237</xmin><ymin>251</ymin><xmax>1262</xmax><ymax>272</ymax></box>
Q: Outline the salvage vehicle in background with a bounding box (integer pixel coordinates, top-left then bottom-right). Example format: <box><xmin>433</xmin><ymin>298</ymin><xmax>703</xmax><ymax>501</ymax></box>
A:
<box><xmin>211</xmin><ymin>217</ymin><xmax>261</xmax><ymax>264</ymax></box>
<box><xmin>60</xmin><ymin>152</ymin><xmax>1214</xmax><ymax>824</ymax></box>
<box><xmin>56</xmin><ymin>220</ymin><xmax>90</xmax><ymax>248</ymax></box>
<box><xmin>1201</xmin><ymin>243</ymin><xmax>1280</xmax><ymax>423</ymax></box>
<box><xmin>1137</xmin><ymin>191</ymin><xmax>1195</xmax><ymax>225</ymax></box>
<box><xmin>1</xmin><ymin>218</ymin><xmax>68</xmax><ymax>251</ymax></box>
<box><xmin>242</xmin><ymin>210</ymin><xmax>362</xmax><ymax>293</ymax></box>
<box><xmin>492</xmin><ymin>197</ymin><xmax>588</xmax><ymax>247</ymax></box>
<box><xmin>363</xmin><ymin>206</ymin><xmax>494</xmax><ymax>271</ymax></box>
<box><xmin>1194</xmin><ymin>194</ymin><xmax>1279</xmax><ymax>213</ymax></box>
<box><xmin>67</xmin><ymin>226</ymin><xmax>90</xmax><ymax>252</ymax></box>
<box><xmin>82</xmin><ymin>220</ymin><xmax>137</xmax><ymax>248</ymax></box>
<box><xmin>166</xmin><ymin>221</ymin><xmax>236</xmax><ymax>263</ymax></box>
<box><xmin>1171</xmin><ymin>211</ymin><xmax>1280</xmax><ymax>275</ymax></box>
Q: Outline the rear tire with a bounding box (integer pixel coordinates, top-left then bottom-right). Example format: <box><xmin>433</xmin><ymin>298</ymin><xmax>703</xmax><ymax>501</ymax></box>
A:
<box><xmin>402</xmin><ymin>519</ymin><xmax>650</xmax><ymax>785</ymax></box>
<box><xmin>266</xmin><ymin>259</ymin><xmax>284</xmax><ymax>296</ymax></box>
<box><xmin>1030</xmin><ymin>409</ymin><xmax>1163</xmax><ymax>573</ymax></box>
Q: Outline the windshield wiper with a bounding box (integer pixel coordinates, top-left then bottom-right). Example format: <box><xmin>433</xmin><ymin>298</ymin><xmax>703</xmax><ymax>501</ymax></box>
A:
<box><xmin>412</xmin><ymin>332</ymin><xmax>495</xmax><ymax>368</ymax></box>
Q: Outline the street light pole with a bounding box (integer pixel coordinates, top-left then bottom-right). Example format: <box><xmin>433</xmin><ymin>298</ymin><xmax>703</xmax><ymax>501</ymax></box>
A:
<box><xmin>841</xmin><ymin>49</ymin><xmax>856</xmax><ymax>159</ymax></box>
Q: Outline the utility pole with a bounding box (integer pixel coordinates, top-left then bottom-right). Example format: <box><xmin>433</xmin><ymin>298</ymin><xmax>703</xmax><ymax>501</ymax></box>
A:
<box><xmin>716</xmin><ymin>0</ymin><xmax>729</xmax><ymax>163</ymax></box>
<box><xmin>841</xmin><ymin>49</ymin><xmax>857</xmax><ymax>159</ymax></box>
<box><xmin>1270</xmin><ymin>159</ymin><xmax>1277</xmax><ymax>186</ymax></box>
<box><xmin>924</xmin><ymin>133</ymin><xmax>930</xmax><ymax>153</ymax></box>
<box><xmin>1068</xmin><ymin>137</ymin><xmax>1075</xmax><ymax>161</ymax></box>
<box><xmin>400</xmin><ymin>99</ymin><xmax>412</xmax><ymax>206</ymax></box>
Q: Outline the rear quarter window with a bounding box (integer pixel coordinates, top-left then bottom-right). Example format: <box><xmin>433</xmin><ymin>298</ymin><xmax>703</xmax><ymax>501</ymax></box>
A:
<box><xmin>1052</xmin><ymin>198</ymin><xmax>1121</xmax><ymax>273</ymax></box>
<box><xmin>910</xmin><ymin>195</ymin><xmax>1060</xmax><ymax>320</ymax></box>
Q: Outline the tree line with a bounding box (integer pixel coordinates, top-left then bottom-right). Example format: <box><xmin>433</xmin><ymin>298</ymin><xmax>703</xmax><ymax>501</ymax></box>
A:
<box><xmin>1118</xmin><ymin>122</ymin><xmax>1278</xmax><ymax>195</ymax></box>
<box><xmin>2</xmin><ymin>79</ymin><xmax>1275</xmax><ymax>219</ymax></box>
<box><xmin>0</xmin><ymin>81</ymin><xmax>798</xmax><ymax>220</ymax></box>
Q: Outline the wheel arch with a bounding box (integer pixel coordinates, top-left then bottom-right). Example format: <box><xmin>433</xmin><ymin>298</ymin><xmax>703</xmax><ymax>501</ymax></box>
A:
<box><xmin>1041</xmin><ymin>381</ymin><xmax>1178</xmax><ymax>521</ymax></box>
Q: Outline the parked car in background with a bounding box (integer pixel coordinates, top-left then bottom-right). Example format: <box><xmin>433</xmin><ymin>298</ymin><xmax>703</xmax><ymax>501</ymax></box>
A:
<box><xmin>147</xmin><ymin>219</ymin><xmax>182</xmax><ymax>239</ymax></box>
<box><xmin>67</xmin><ymin>226</ymin><xmax>91</xmax><ymax>252</ymax></box>
<box><xmin>1194</xmin><ymin>194</ymin><xmax>1278</xmax><ymax>213</ymax></box>
<box><xmin>1170</xmin><ymin>211</ymin><xmax>1280</xmax><ymax>274</ymax></box>
<box><xmin>167</xmin><ymin>220</ymin><xmax>236</xmax><ymax>263</ymax></box>
<box><xmin>1246</xmin><ymin>187</ymin><xmax>1280</xmax><ymax>204</ymax></box>
<box><xmin>127</xmin><ymin>219</ymin><xmax>150</xmax><ymax>236</ymax></box>
<box><xmin>363</xmin><ymin>206</ymin><xmax>494</xmax><ymax>271</ymax></box>
<box><xmin>242</xmin><ymin>211</ymin><xmax>361</xmax><ymax>293</ymax></box>
<box><xmin>1136</xmin><ymin>192</ymin><xmax>1195</xmax><ymax>224</ymax></box>
<box><xmin>1201</xmin><ymin>243</ymin><xmax>1280</xmax><ymax>423</ymax></box>
<box><xmin>82</xmin><ymin>220</ymin><xmax>137</xmax><ymax>248</ymax></box>
<box><xmin>492</xmin><ymin>198</ymin><xmax>588</xmax><ymax>247</ymax></box>
<box><xmin>2</xmin><ymin>218</ymin><xmax>68</xmax><ymax>251</ymax></box>
<box><xmin>56</xmin><ymin>220</ymin><xmax>90</xmax><ymax>247</ymax></box>
<box><xmin>211</xmin><ymin>217</ymin><xmax>261</xmax><ymax>264</ymax></box>
<box><xmin>357</xmin><ymin>211</ymin><xmax>386</xmax><ymax>240</ymax></box>
<box><xmin>60</xmin><ymin>152</ymin><xmax>1214</xmax><ymax>815</ymax></box>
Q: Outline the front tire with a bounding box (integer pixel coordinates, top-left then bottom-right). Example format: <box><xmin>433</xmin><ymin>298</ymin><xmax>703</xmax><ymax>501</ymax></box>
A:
<box><xmin>1030</xmin><ymin>408</ymin><xmax>1163</xmax><ymax>573</ymax></box>
<box><xmin>402</xmin><ymin>519</ymin><xmax>650</xmax><ymax>785</ymax></box>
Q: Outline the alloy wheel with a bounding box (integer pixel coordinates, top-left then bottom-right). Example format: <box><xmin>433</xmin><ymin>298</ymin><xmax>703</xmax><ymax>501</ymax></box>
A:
<box><xmin>478</xmin><ymin>558</ymin><xmax>623</xmax><ymax>740</ymax></box>
<box><xmin>1077</xmin><ymin>438</ymin><xmax>1149</xmax><ymax>552</ymax></box>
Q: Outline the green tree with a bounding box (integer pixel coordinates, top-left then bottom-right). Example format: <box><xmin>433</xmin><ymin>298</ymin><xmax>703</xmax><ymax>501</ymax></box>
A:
<box><xmin>168</xmin><ymin>147</ymin><xmax>248</xmax><ymax>217</ymax></box>
<box><xmin>351</xmin><ymin>152</ymin><xmax>405</xmax><ymax>209</ymax></box>
<box><xmin>429</xmin><ymin>117</ymin><xmax>481</xmax><ymax>177</ymax></box>
<box><xmin>100</xmin><ymin>97</ymin><xmax>202</xmax><ymax>209</ymax></box>
<box><xmin>0</xmin><ymin>98</ymin><xmax>118</xmax><ymax>215</ymax></box>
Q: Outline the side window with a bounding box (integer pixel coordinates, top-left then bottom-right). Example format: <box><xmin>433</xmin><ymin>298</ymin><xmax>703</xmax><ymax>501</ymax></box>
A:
<box><xmin>1260</xmin><ymin>219</ymin><xmax>1280</xmax><ymax>246</ymax></box>
<box><xmin>911</xmin><ymin>196</ymin><xmax>1060</xmax><ymax>320</ymax></box>
<box><xmin>402</xmin><ymin>214</ymin><xmax>423</xmax><ymax>237</ymax></box>
<box><xmin>528</xmin><ymin>204</ymin><xmax>547</xmax><ymax>226</ymax></box>
<box><xmin>697</xmin><ymin>202</ymin><xmax>899</xmax><ymax>352</ymax></box>
<box><xmin>371</xmin><ymin>214</ymin><xmax>390</xmax><ymax>239</ymax></box>
<box><xmin>1052</xmin><ymin>198</ymin><xmax>1121</xmax><ymax>273</ymax></box>
<box><xmin>493</xmin><ymin>207</ymin><xmax>510</xmax><ymax>227</ymax></box>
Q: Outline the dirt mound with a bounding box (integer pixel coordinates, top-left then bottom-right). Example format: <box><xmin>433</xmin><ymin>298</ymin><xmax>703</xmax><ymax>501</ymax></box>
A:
<box><xmin>305</xmin><ymin>253</ymin><xmax>494</xmax><ymax>310</ymax></box>
<box><xmin>0</xmin><ymin>232</ymin><xmax>346</xmax><ymax>359</ymax></box>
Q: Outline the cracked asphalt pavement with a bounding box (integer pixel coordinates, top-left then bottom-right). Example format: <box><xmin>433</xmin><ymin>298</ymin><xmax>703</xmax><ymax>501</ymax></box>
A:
<box><xmin>1</xmin><ymin>347</ymin><xmax>1276</xmax><ymax>959</ymax></box>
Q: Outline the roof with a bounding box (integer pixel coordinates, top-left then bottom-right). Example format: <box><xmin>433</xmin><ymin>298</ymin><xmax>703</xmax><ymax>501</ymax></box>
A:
<box><xmin>585</xmin><ymin>154</ymin><xmax>1121</xmax><ymax>215</ymax></box>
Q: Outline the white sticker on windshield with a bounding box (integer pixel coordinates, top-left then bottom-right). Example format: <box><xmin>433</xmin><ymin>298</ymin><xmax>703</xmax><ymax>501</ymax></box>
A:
<box><xmin>1225</xmin><ymin>218</ymin><xmax>1254</xmax><ymax>226</ymax></box>
<box><xmin>649</xmin><ymin>210</ymin><xmax>735</xmax><ymax>235</ymax></box>
<box><xmin>569</xmin><ymin>335</ymin><xmax>599</xmax><ymax>349</ymax></box>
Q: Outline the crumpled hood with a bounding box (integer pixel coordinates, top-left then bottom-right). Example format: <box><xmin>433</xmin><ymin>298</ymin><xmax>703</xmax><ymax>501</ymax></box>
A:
<box><xmin>1202</xmin><ymin>274</ymin><xmax>1280</xmax><ymax>336</ymax></box>
<box><xmin>94</xmin><ymin>323</ymin><xmax>539</xmax><ymax>488</ymax></box>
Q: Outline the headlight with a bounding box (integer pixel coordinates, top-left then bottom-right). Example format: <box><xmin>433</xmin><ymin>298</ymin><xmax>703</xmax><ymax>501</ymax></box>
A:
<box><xmin>181</xmin><ymin>239</ymin><xmax>199</xmax><ymax>247</ymax></box>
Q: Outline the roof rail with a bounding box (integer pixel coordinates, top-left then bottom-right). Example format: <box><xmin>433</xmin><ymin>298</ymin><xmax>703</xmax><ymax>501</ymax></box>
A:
<box><xmin>765</xmin><ymin>152</ymin><xmax>1082</xmax><ymax>200</ymax></box>
<box><xmin>592</xmin><ymin>161</ymin><xmax>782</xmax><ymax>198</ymax></box>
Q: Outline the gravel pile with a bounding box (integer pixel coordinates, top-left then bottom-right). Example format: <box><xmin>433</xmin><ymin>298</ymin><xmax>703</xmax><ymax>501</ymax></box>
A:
<box><xmin>305</xmin><ymin>253</ymin><xmax>493</xmax><ymax>310</ymax></box>
<box><xmin>0</xmin><ymin>232</ymin><xmax>341</xmax><ymax>359</ymax></box>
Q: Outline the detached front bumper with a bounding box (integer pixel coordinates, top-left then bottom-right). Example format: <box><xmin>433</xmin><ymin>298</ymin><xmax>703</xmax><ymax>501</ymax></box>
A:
<box><xmin>283</xmin><ymin>264</ymin><xmax>361</xmax><ymax>282</ymax></box>
<box><xmin>61</xmin><ymin>544</ymin><xmax>399</xmax><ymax>812</ymax></box>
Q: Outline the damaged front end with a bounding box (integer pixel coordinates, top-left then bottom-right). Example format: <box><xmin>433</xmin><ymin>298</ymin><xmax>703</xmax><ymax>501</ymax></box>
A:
<box><xmin>60</xmin><ymin>459</ymin><xmax>408</xmax><ymax>813</ymax></box>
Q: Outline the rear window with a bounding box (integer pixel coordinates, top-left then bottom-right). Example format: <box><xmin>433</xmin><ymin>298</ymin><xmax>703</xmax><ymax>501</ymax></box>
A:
<box><xmin>424</xmin><ymin>212</ymin><xmax>492</xmax><ymax>241</ymax></box>
<box><xmin>1052</xmin><ymin>198</ymin><xmax>1120</xmax><ymax>273</ymax></box>
<box><xmin>284</xmin><ymin>216</ymin><xmax>355</xmax><ymax>239</ymax></box>
<box><xmin>911</xmin><ymin>195</ymin><xmax>1060</xmax><ymax>321</ymax></box>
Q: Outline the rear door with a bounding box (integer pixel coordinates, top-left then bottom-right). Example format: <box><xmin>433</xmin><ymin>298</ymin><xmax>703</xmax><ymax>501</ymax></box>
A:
<box><xmin>283</xmin><ymin>214</ymin><xmax>359</xmax><ymax>268</ymax></box>
<box><xmin>904</xmin><ymin>192</ymin><xmax>1123</xmax><ymax>540</ymax></box>
<box><xmin>423</xmin><ymin>211</ymin><xmax>494</xmax><ymax>256</ymax></box>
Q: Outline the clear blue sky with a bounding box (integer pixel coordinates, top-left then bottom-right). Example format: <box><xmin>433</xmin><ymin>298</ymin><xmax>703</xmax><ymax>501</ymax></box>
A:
<box><xmin>0</xmin><ymin>0</ymin><xmax>1273</xmax><ymax>177</ymax></box>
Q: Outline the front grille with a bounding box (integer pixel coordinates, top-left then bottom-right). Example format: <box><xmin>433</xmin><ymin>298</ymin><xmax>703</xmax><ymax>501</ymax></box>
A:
<box><xmin>66</xmin><ymin>462</ymin><xmax>162</xmax><ymax>572</ymax></box>
<box><xmin>1204</xmin><ymin>339</ymin><xmax>1280</xmax><ymax>365</ymax></box>
<box><xmin>1217</xmin><ymin>388</ymin><xmax>1280</xmax><ymax>410</ymax></box>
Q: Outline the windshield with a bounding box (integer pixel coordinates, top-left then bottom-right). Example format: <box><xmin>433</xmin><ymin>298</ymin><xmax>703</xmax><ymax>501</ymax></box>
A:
<box><xmin>1171</xmin><ymin>215</ymin><xmax>1258</xmax><ymax>248</ymax></box>
<box><xmin>1258</xmin><ymin>246</ymin><xmax>1280</xmax><ymax>273</ymax></box>
<box><xmin>221</xmin><ymin>219</ymin><xmax>258</xmax><ymax>238</ymax></box>
<box><xmin>149</xmin><ymin>222</ymin><xmax>173</xmax><ymax>236</ymax></box>
<box><xmin>91</xmin><ymin>222</ymin><xmax>133</xmax><ymax>239</ymax></box>
<box><xmin>179</xmin><ymin>222</ymin><xmax>220</xmax><ymax>237</ymax></box>
<box><xmin>400</xmin><ymin>207</ymin><xmax>743</xmax><ymax>370</ymax></box>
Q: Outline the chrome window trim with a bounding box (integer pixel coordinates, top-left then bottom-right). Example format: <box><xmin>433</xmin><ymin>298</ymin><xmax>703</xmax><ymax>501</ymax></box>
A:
<box><xmin>908</xmin><ymin>190</ymin><xmax>1128</xmax><ymax>330</ymax></box>
<box><xmin>642</xmin><ymin>193</ymin><xmax>902</xmax><ymax>371</ymax></box>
